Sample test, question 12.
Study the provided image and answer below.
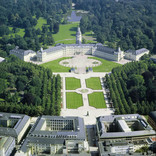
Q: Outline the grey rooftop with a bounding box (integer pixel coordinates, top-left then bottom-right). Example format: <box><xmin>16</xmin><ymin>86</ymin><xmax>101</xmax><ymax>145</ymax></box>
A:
<box><xmin>126</xmin><ymin>48</ymin><xmax>149</xmax><ymax>55</ymax></box>
<box><xmin>10</xmin><ymin>47</ymin><xmax>36</xmax><ymax>56</ymax></box>
<box><xmin>28</xmin><ymin>116</ymin><xmax>86</xmax><ymax>143</ymax></box>
<box><xmin>97</xmin><ymin>114</ymin><xmax>155</xmax><ymax>139</ymax></box>
<box><xmin>0</xmin><ymin>112</ymin><xmax>30</xmax><ymax>138</ymax></box>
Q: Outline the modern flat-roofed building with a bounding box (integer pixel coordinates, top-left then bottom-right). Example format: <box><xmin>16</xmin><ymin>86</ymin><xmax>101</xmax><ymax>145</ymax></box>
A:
<box><xmin>21</xmin><ymin>116</ymin><xmax>89</xmax><ymax>155</ymax></box>
<box><xmin>0</xmin><ymin>136</ymin><xmax>15</xmax><ymax>156</ymax></box>
<box><xmin>96</xmin><ymin>114</ymin><xmax>155</xmax><ymax>141</ymax></box>
<box><xmin>0</xmin><ymin>112</ymin><xmax>30</xmax><ymax>144</ymax></box>
<box><xmin>97</xmin><ymin>114</ymin><xmax>156</xmax><ymax>156</ymax></box>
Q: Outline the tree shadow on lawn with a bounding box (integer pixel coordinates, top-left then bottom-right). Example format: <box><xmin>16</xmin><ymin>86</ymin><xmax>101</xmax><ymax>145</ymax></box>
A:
<box><xmin>69</xmin><ymin>27</ymin><xmax>77</xmax><ymax>32</ymax></box>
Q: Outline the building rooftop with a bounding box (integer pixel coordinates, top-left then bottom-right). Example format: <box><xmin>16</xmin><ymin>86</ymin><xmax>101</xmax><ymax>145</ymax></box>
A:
<box><xmin>28</xmin><ymin>116</ymin><xmax>86</xmax><ymax>143</ymax></box>
<box><xmin>21</xmin><ymin>116</ymin><xmax>86</xmax><ymax>153</ymax></box>
<box><xmin>97</xmin><ymin>45</ymin><xmax>116</xmax><ymax>54</ymax></box>
<box><xmin>0</xmin><ymin>112</ymin><xmax>30</xmax><ymax>138</ymax></box>
<box><xmin>96</xmin><ymin>114</ymin><xmax>155</xmax><ymax>139</ymax></box>
<box><xmin>42</xmin><ymin>46</ymin><xmax>63</xmax><ymax>54</ymax></box>
<box><xmin>126</xmin><ymin>48</ymin><xmax>149</xmax><ymax>55</ymax></box>
<box><xmin>0</xmin><ymin>136</ymin><xmax>15</xmax><ymax>151</ymax></box>
<box><xmin>10</xmin><ymin>47</ymin><xmax>36</xmax><ymax>56</ymax></box>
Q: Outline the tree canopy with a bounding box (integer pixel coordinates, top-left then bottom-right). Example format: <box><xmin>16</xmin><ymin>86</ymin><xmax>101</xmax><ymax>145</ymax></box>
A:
<box><xmin>105</xmin><ymin>57</ymin><xmax>156</xmax><ymax>115</ymax></box>
<box><xmin>75</xmin><ymin>0</ymin><xmax>156</xmax><ymax>53</ymax></box>
<box><xmin>0</xmin><ymin>55</ymin><xmax>61</xmax><ymax>116</ymax></box>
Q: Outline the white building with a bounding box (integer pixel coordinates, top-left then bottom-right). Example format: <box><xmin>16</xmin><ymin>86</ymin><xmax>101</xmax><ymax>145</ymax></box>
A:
<box><xmin>20</xmin><ymin>116</ymin><xmax>90</xmax><ymax>155</ymax></box>
<box><xmin>125</xmin><ymin>48</ymin><xmax>149</xmax><ymax>61</ymax></box>
<box><xmin>9</xmin><ymin>28</ymin><xmax>149</xmax><ymax>63</ymax></box>
<box><xmin>0</xmin><ymin>136</ymin><xmax>15</xmax><ymax>156</ymax></box>
<box><xmin>10</xmin><ymin>46</ymin><xmax>36</xmax><ymax>62</ymax></box>
<box><xmin>0</xmin><ymin>112</ymin><xmax>30</xmax><ymax>144</ymax></box>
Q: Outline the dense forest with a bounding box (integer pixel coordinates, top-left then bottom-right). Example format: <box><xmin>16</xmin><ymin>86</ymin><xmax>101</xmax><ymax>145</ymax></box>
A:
<box><xmin>0</xmin><ymin>55</ymin><xmax>61</xmax><ymax>116</ymax></box>
<box><xmin>0</xmin><ymin>0</ymin><xmax>72</xmax><ymax>57</ymax></box>
<box><xmin>74</xmin><ymin>0</ymin><xmax>156</xmax><ymax>53</ymax></box>
<box><xmin>105</xmin><ymin>56</ymin><xmax>156</xmax><ymax>115</ymax></box>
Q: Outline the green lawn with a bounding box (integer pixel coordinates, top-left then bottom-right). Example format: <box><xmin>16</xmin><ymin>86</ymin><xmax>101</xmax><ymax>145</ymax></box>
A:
<box><xmin>86</xmin><ymin>77</ymin><xmax>102</xmax><ymax>90</ymax></box>
<box><xmin>35</xmin><ymin>17</ymin><xmax>47</xmax><ymax>30</ymax></box>
<box><xmin>89</xmin><ymin>57</ymin><xmax>122</xmax><ymax>72</ymax></box>
<box><xmin>82</xmin><ymin>31</ymin><xmax>97</xmax><ymax>43</ymax></box>
<box><xmin>9</xmin><ymin>27</ymin><xmax>25</xmax><ymax>37</ymax></box>
<box><xmin>88</xmin><ymin>92</ymin><xmax>106</xmax><ymax>108</ymax></box>
<box><xmin>53</xmin><ymin>23</ymin><xmax>79</xmax><ymax>44</ymax></box>
<box><xmin>66</xmin><ymin>92</ymin><xmax>83</xmax><ymax>109</ymax></box>
<box><xmin>41</xmin><ymin>57</ymin><xmax>71</xmax><ymax>72</ymax></box>
<box><xmin>0</xmin><ymin>98</ymin><xmax>5</xmax><ymax>102</ymax></box>
<box><xmin>66</xmin><ymin>77</ymin><xmax>81</xmax><ymax>90</ymax></box>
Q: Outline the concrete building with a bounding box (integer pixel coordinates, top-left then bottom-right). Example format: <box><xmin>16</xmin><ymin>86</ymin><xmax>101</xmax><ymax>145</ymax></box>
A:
<box><xmin>10</xmin><ymin>46</ymin><xmax>36</xmax><ymax>62</ymax></box>
<box><xmin>0</xmin><ymin>136</ymin><xmax>15</xmax><ymax>156</ymax></box>
<box><xmin>96</xmin><ymin>114</ymin><xmax>155</xmax><ymax>140</ymax></box>
<box><xmin>96</xmin><ymin>114</ymin><xmax>156</xmax><ymax>155</ymax></box>
<box><xmin>20</xmin><ymin>116</ymin><xmax>89</xmax><ymax>155</ymax></box>
<box><xmin>0</xmin><ymin>112</ymin><xmax>30</xmax><ymax>144</ymax></box>
<box><xmin>124</xmin><ymin>48</ymin><xmax>149</xmax><ymax>61</ymax></box>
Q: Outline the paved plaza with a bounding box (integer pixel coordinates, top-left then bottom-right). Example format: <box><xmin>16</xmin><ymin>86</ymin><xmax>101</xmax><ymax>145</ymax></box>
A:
<box><xmin>60</xmin><ymin>55</ymin><xmax>101</xmax><ymax>74</ymax></box>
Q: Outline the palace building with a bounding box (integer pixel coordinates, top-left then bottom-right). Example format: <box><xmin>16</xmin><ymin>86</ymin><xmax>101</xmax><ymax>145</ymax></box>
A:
<box><xmin>10</xmin><ymin>27</ymin><xmax>149</xmax><ymax>63</ymax></box>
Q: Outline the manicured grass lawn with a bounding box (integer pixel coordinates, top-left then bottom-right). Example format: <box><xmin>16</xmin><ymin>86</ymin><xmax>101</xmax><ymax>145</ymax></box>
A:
<box><xmin>66</xmin><ymin>77</ymin><xmax>81</xmax><ymax>90</ymax></box>
<box><xmin>86</xmin><ymin>77</ymin><xmax>102</xmax><ymax>90</ymax></box>
<box><xmin>53</xmin><ymin>23</ymin><xmax>79</xmax><ymax>44</ymax></box>
<box><xmin>89</xmin><ymin>57</ymin><xmax>122</xmax><ymax>72</ymax></box>
<box><xmin>66</xmin><ymin>92</ymin><xmax>83</xmax><ymax>109</ymax></box>
<box><xmin>88</xmin><ymin>92</ymin><xmax>106</xmax><ymax>108</ymax></box>
<box><xmin>41</xmin><ymin>57</ymin><xmax>71</xmax><ymax>72</ymax></box>
<box><xmin>35</xmin><ymin>17</ymin><xmax>47</xmax><ymax>30</ymax></box>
